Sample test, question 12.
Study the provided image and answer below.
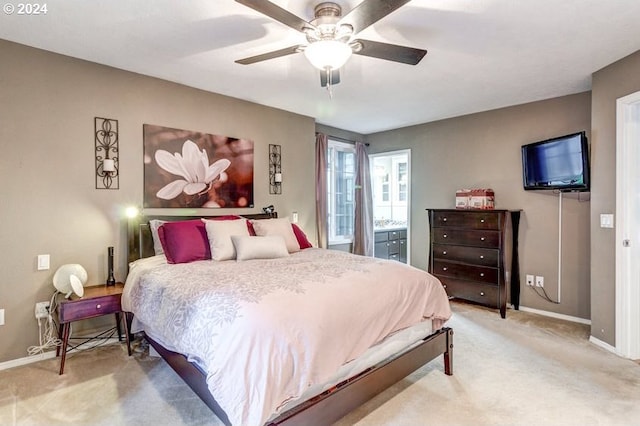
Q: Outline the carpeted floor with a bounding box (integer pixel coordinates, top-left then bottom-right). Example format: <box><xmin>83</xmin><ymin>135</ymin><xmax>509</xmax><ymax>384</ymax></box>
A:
<box><xmin>1</xmin><ymin>301</ymin><xmax>639</xmax><ymax>426</ymax></box>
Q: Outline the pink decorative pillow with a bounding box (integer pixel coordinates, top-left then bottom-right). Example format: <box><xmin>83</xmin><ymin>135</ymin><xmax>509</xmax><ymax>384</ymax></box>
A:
<box><xmin>252</xmin><ymin>218</ymin><xmax>300</xmax><ymax>253</ymax></box>
<box><xmin>158</xmin><ymin>220</ymin><xmax>211</xmax><ymax>264</ymax></box>
<box><xmin>292</xmin><ymin>224</ymin><xmax>312</xmax><ymax>249</ymax></box>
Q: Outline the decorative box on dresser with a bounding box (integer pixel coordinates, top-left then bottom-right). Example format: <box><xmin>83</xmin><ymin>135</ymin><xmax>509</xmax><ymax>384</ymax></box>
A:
<box><xmin>426</xmin><ymin>209</ymin><xmax>522</xmax><ymax>318</ymax></box>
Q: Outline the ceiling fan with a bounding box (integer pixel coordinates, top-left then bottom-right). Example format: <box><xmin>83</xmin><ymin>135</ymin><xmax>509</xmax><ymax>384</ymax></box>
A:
<box><xmin>234</xmin><ymin>0</ymin><xmax>427</xmax><ymax>89</ymax></box>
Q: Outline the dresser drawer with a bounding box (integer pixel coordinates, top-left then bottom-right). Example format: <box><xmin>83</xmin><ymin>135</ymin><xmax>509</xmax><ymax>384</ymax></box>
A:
<box><xmin>432</xmin><ymin>228</ymin><xmax>501</xmax><ymax>248</ymax></box>
<box><xmin>432</xmin><ymin>244</ymin><xmax>500</xmax><ymax>267</ymax></box>
<box><xmin>59</xmin><ymin>294</ymin><xmax>122</xmax><ymax>322</ymax></box>
<box><xmin>432</xmin><ymin>211</ymin><xmax>501</xmax><ymax>230</ymax></box>
<box><xmin>433</xmin><ymin>260</ymin><xmax>499</xmax><ymax>284</ymax></box>
<box><xmin>438</xmin><ymin>277</ymin><xmax>500</xmax><ymax>308</ymax></box>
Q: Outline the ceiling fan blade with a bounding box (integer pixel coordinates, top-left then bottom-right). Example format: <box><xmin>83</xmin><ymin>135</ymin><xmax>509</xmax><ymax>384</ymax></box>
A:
<box><xmin>320</xmin><ymin>69</ymin><xmax>341</xmax><ymax>87</ymax></box>
<box><xmin>235</xmin><ymin>45</ymin><xmax>304</xmax><ymax>65</ymax></box>
<box><xmin>235</xmin><ymin>0</ymin><xmax>315</xmax><ymax>33</ymax></box>
<box><xmin>352</xmin><ymin>39</ymin><xmax>427</xmax><ymax>65</ymax></box>
<box><xmin>338</xmin><ymin>0</ymin><xmax>412</xmax><ymax>35</ymax></box>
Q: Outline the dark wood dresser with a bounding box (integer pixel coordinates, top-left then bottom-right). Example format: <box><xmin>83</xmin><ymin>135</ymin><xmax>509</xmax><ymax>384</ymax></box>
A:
<box><xmin>426</xmin><ymin>209</ymin><xmax>521</xmax><ymax>318</ymax></box>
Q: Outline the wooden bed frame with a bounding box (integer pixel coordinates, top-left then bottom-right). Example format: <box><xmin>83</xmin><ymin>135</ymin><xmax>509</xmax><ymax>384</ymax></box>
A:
<box><xmin>126</xmin><ymin>213</ymin><xmax>454</xmax><ymax>426</ymax></box>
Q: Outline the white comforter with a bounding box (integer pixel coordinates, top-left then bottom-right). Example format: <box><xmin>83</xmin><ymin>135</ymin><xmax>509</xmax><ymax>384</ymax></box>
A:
<box><xmin>122</xmin><ymin>248</ymin><xmax>451</xmax><ymax>426</ymax></box>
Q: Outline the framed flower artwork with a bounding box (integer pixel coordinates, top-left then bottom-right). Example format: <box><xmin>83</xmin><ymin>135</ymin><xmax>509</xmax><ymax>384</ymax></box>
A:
<box><xmin>143</xmin><ymin>124</ymin><xmax>254</xmax><ymax>208</ymax></box>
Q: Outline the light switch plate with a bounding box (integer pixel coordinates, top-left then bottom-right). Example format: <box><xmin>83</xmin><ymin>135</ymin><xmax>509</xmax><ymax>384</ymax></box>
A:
<box><xmin>37</xmin><ymin>254</ymin><xmax>50</xmax><ymax>270</ymax></box>
<box><xmin>600</xmin><ymin>214</ymin><xmax>614</xmax><ymax>229</ymax></box>
<box><xmin>0</xmin><ymin>309</ymin><xmax>5</xmax><ymax>326</ymax></box>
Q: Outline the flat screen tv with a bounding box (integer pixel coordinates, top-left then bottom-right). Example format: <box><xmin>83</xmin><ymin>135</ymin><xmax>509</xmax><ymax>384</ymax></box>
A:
<box><xmin>521</xmin><ymin>131</ymin><xmax>590</xmax><ymax>192</ymax></box>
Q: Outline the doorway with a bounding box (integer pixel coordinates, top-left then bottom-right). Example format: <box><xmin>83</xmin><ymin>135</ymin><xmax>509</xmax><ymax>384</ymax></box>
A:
<box><xmin>615</xmin><ymin>90</ymin><xmax>640</xmax><ymax>360</ymax></box>
<box><xmin>370</xmin><ymin>150</ymin><xmax>411</xmax><ymax>263</ymax></box>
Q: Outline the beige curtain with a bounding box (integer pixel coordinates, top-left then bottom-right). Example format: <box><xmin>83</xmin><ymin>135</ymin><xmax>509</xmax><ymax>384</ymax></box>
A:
<box><xmin>353</xmin><ymin>142</ymin><xmax>374</xmax><ymax>256</ymax></box>
<box><xmin>315</xmin><ymin>132</ymin><xmax>328</xmax><ymax>248</ymax></box>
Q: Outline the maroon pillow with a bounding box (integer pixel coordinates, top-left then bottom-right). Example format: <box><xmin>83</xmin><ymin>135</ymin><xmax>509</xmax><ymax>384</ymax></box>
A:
<box><xmin>158</xmin><ymin>220</ymin><xmax>211</xmax><ymax>264</ymax></box>
<box><xmin>292</xmin><ymin>224</ymin><xmax>313</xmax><ymax>249</ymax></box>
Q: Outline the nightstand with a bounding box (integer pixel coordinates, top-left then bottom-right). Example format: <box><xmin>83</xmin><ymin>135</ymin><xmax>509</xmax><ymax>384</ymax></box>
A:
<box><xmin>56</xmin><ymin>282</ymin><xmax>131</xmax><ymax>375</ymax></box>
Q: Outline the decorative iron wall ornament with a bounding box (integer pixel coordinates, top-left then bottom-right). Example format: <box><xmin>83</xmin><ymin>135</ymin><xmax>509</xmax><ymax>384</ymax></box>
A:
<box><xmin>269</xmin><ymin>144</ymin><xmax>282</xmax><ymax>194</ymax></box>
<box><xmin>95</xmin><ymin>117</ymin><xmax>119</xmax><ymax>189</ymax></box>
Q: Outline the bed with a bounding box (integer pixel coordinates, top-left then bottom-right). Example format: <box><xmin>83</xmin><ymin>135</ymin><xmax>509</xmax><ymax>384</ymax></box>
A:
<box><xmin>124</xmin><ymin>213</ymin><xmax>454</xmax><ymax>426</ymax></box>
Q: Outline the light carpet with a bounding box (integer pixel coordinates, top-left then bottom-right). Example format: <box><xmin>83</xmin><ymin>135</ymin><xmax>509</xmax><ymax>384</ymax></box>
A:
<box><xmin>1</xmin><ymin>302</ymin><xmax>638</xmax><ymax>426</ymax></box>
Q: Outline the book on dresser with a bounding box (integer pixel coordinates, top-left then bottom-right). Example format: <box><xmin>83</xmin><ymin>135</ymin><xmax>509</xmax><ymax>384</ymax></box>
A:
<box><xmin>426</xmin><ymin>209</ymin><xmax>521</xmax><ymax>318</ymax></box>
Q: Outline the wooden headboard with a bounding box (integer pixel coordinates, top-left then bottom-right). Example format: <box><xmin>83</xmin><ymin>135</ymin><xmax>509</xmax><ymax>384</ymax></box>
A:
<box><xmin>127</xmin><ymin>213</ymin><xmax>276</xmax><ymax>264</ymax></box>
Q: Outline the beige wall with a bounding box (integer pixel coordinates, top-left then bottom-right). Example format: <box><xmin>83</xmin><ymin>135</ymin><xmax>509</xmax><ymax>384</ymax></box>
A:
<box><xmin>590</xmin><ymin>50</ymin><xmax>640</xmax><ymax>346</ymax></box>
<box><xmin>365</xmin><ymin>93</ymin><xmax>592</xmax><ymax>319</ymax></box>
<box><xmin>0</xmin><ymin>40</ymin><xmax>316</xmax><ymax>363</ymax></box>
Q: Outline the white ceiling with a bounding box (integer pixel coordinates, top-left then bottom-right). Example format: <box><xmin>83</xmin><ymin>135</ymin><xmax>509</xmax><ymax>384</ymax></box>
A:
<box><xmin>2</xmin><ymin>0</ymin><xmax>640</xmax><ymax>134</ymax></box>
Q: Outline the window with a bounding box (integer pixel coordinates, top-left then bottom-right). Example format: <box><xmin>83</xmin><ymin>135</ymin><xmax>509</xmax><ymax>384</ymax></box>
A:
<box><xmin>327</xmin><ymin>140</ymin><xmax>356</xmax><ymax>244</ymax></box>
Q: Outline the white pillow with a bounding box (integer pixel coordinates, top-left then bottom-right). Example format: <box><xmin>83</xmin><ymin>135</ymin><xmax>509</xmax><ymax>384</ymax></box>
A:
<box><xmin>231</xmin><ymin>235</ymin><xmax>289</xmax><ymax>261</ymax></box>
<box><xmin>149</xmin><ymin>219</ymin><xmax>167</xmax><ymax>255</ymax></box>
<box><xmin>203</xmin><ymin>219</ymin><xmax>250</xmax><ymax>261</ymax></box>
<box><xmin>251</xmin><ymin>217</ymin><xmax>300</xmax><ymax>253</ymax></box>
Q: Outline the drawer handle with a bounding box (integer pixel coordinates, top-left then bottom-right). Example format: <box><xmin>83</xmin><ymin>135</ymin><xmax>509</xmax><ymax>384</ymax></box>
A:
<box><xmin>443</xmin><ymin>234</ymin><xmax>448</xmax><ymax>238</ymax></box>
<box><xmin>392</xmin><ymin>241</ymin><xmax>397</xmax><ymax>245</ymax></box>
<box><xmin>386</xmin><ymin>243</ymin><xmax>390</xmax><ymax>247</ymax></box>
<box><xmin>480</xmin><ymin>273</ymin><xmax>485</xmax><ymax>277</ymax></box>
<box><xmin>442</xmin><ymin>267</ymin><xmax>448</xmax><ymax>271</ymax></box>
<box><xmin>480</xmin><ymin>237</ymin><xmax>485</xmax><ymax>241</ymax></box>
<box><xmin>400</xmin><ymin>241</ymin><xmax>405</xmax><ymax>245</ymax></box>
<box><xmin>96</xmin><ymin>304</ymin><xmax>102</xmax><ymax>309</ymax></box>
<box><xmin>480</xmin><ymin>219</ymin><xmax>485</xmax><ymax>223</ymax></box>
<box><xmin>480</xmin><ymin>292</ymin><xmax>485</xmax><ymax>296</ymax></box>
<box><xmin>442</xmin><ymin>251</ymin><xmax>447</xmax><ymax>255</ymax></box>
<box><xmin>480</xmin><ymin>255</ymin><xmax>484</xmax><ymax>259</ymax></box>
<box><xmin>443</xmin><ymin>217</ymin><xmax>447</xmax><ymax>222</ymax></box>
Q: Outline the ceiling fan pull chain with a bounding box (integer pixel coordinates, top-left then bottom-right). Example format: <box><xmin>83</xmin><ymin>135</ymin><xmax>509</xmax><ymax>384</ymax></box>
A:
<box><xmin>326</xmin><ymin>68</ymin><xmax>333</xmax><ymax>99</ymax></box>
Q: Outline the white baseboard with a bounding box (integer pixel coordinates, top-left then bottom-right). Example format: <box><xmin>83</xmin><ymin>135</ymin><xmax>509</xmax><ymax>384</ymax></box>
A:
<box><xmin>0</xmin><ymin>337</ymin><xmax>121</xmax><ymax>372</ymax></box>
<box><xmin>0</xmin><ymin>351</ymin><xmax>57</xmax><ymax>371</ymax></box>
<box><xmin>517</xmin><ymin>306</ymin><xmax>620</xmax><ymax>355</ymax></box>
<box><xmin>589</xmin><ymin>335</ymin><xmax>617</xmax><ymax>354</ymax></box>
<box><xmin>518</xmin><ymin>305</ymin><xmax>591</xmax><ymax>325</ymax></box>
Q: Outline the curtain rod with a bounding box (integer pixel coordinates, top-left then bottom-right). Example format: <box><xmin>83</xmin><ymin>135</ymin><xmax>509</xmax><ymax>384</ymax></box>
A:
<box><xmin>316</xmin><ymin>132</ymin><xmax>370</xmax><ymax>146</ymax></box>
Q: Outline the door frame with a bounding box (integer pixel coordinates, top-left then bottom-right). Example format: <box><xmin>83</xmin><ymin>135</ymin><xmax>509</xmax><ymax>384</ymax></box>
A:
<box><xmin>615</xmin><ymin>90</ymin><xmax>640</xmax><ymax>359</ymax></box>
<box><xmin>369</xmin><ymin>149</ymin><xmax>411</xmax><ymax>264</ymax></box>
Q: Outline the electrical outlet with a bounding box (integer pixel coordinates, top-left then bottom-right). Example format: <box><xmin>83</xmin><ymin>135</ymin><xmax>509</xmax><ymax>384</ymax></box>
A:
<box><xmin>35</xmin><ymin>301</ymin><xmax>50</xmax><ymax>319</ymax></box>
<box><xmin>526</xmin><ymin>274</ymin><xmax>534</xmax><ymax>286</ymax></box>
<box><xmin>535</xmin><ymin>276</ymin><xmax>544</xmax><ymax>287</ymax></box>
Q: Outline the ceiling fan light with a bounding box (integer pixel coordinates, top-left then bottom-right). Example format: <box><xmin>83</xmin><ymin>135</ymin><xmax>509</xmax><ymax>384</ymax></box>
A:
<box><xmin>304</xmin><ymin>40</ymin><xmax>352</xmax><ymax>70</ymax></box>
